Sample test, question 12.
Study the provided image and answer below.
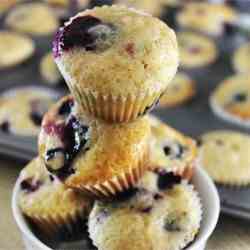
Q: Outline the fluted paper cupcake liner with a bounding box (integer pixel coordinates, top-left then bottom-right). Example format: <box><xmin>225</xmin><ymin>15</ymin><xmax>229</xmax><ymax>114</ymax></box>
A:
<box><xmin>67</xmin><ymin>147</ymin><xmax>150</xmax><ymax>199</ymax></box>
<box><xmin>72</xmin><ymin>87</ymin><xmax>162</xmax><ymax>123</ymax></box>
<box><xmin>25</xmin><ymin>207</ymin><xmax>89</xmax><ymax>239</ymax></box>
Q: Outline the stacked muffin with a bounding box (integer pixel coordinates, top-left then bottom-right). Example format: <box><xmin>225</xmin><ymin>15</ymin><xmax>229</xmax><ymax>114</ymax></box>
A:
<box><xmin>17</xmin><ymin>5</ymin><xmax>202</xmax><ymax>250</ymax></box>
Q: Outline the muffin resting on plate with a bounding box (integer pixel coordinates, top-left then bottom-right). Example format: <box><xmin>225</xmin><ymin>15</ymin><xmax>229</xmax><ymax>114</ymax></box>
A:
<box><xmin>0</xmin><ymin>87</ymin><xmax>56</xmax><ymax>136</ymax></box>
<box><xmin>18</xmin><ymin>157</ymin><xmax>92</xmax><ymax>237</ymax></box>
<box><xmin>198</xmin><ymin>130</ymin><xmax>250</xmax><ymax>186</ymax></box>
<box><xmin>53</xmin><ymin>5</ymin><xmax>179</xmax><ymax>122</ymax></box>
<box><xmin>148</xmin><ymin>115</ymin><xmax>197</xmax><ymax>181</ymax></box>
<box><xmin>210</xmin><ymin>74</ymin><xmax>250</xmax><ymax>128</ymax></box>
<box><xmin>88</xmin><ymin>170</ymin><xmax>202</xmax><ymax>250</ymax></box>
<box><xmin>39</xmin><ymin>96</ymin><xmax>151</xmax><ymax>198</ymax></box>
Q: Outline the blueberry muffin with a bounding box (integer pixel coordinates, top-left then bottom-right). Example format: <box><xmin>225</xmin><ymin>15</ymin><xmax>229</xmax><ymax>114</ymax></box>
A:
<box><xmin>53</xmin><ymin>5</ymin><xmax>179</xmax><ymax>122</ymax></box>
<box><xmin>5</xmin><ymin>3</ymin><xmax>59</xmax><ymax>35</ymax></box>
<box><xmin>210</xmin><ymin>74</ymin><xmax>250</xmax><ymax>128</ymax></box>
<box><xmin>232</xmin><ymin>42</ymin><xmax>250</xmax><ymax>74</ymax></box>
<box><xmin>114</xmin><ymin>0</ymin><xmax>164</xmax><ymax>17</ymax></box>
<box><xmin>149</xmin><ymin>115</ymin><xmax>197</xmax><ymax>181</ymax></box>
<box><xmin>40</xmin><ymin>52</ymin><xmax>63</xmax><ymax>86</ymax></box>
<box><xmin>176</xmin><ymin>3</ymin><xmax>237</xmax><ymax>36</ymax></box>
<box><xmin>178</xmin><ymin>32</ymin><xmax>218</xmax><ymax>69</ymax></box>
<box><xmin>0</xmin><ymin>87</ymin><xmax>56</xmax><ymax>136</ymax></box>
<box><xmin>159</xmin><ymin>72</ymin><xmax>196</xmax><ymax>108</ymax></box>
<box><xmin>0</xmin><ymin>31</ymin><xmax>35</xmax><ymax>69</ymax></box>
<box><xmin>39</xmin><ymin>96</ymin><xmax>151</xmax><ymax>198</ymax></box>
<box><xmin>18</xmin><ymin>157</ymin><xmax>92</xmax><ymax>237</ymax></box>
<box><xmin>88</xmin><ymin>170</ymin><xmax>202</xmax><ymax>250</ymax></box>
<box><xmin>198</xmin><ymin>130</ymin><xmax>250</xmax><ymax>186</ymax></box>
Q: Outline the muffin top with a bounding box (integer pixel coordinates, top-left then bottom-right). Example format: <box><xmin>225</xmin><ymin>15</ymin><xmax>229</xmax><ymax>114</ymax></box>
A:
<box><xmin>177</xmin><ymin>3</ymin><xmax>237</xmax><ymax>35</ymax></box>
<box><xmin>39</xmin><ymin>95</ymin><xmax>151</xmax><ymax>189</ymax></box>
<box><xmin>199</xmin><ymin>130</ymin><xmax>250</xmax><ymax>186</ymax></box>
<box><xmin>18</xmin><ymin>157</ymin><xmax>92</xmax><ymax>218</ymax></box>
<box><xmin>178</xmin><ymin>32</ymin><xmax>218</xmax><ymax>68</ymax></box>
<box><xmin>54</xmin><ymin>5</ymin><xmax>178</xmax><ymax>96</ymax></box>
<box><xmin>211</xmin><ymin>74</ymin><xmax>250</xmax><ymax>121</ymax></box>
<box><xmin>149</xmin><ymin>115</ymin><xmax>197</xmax><ymax>175</ymax></box>
<box><xmin>5</xmin><ymin>3</ymin><xmax>59</xmax><ymax>35</ymax></box>
<box><xmin>88</xmin><ymin>170</ymin><xmax>201</xmax><ymax>250</ymax></box>
<box><xmin>0</xmin><ymin>31</ymin><xmax>35</xmax><ymax>69</ymax></box>
<box><xmin>0</xmin><ymin>87</ymin><xmax>56</xmax><ymax>136</ymax></box>
<box><xmin>159</xmin><ymin>72</ymin><xmax>196</xmax><ymax>108</ymax></box>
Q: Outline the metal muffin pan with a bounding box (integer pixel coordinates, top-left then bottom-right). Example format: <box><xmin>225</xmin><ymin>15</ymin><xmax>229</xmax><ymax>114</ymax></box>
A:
<box><xmin>0</xmin><ymin>1</ymin><xmax>250</xmax><ymax>220</ymax></box>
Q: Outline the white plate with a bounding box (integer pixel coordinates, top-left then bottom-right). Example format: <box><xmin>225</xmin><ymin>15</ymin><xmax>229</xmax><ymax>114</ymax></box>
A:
<box><xmin>12</xmin><ymin>166</ymin><xmax>220</xmax><ymax>250</ymax></box>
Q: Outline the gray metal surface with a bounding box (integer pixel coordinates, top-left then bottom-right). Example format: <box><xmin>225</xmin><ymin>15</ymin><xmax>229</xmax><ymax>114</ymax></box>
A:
<box><xmin>0</xmin><ymin>2</ymin><xmax>250</xmax><ymax>220</ymax></box>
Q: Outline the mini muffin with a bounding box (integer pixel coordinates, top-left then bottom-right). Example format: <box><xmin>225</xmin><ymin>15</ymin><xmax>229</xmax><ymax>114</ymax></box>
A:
<box><xmin>178</xmin><ymin>32</ymin><xmax>218</xmax><ymax>69</ymax></box>
<box><xmin>88</xmin><ymin>170</ymin><xmax>202</xmax><ymax>250</ymax></box>
<box><xmin>0</xmin><ymin>31</ymin><xmax>35</xmax><ymax>69</ymax></box>
<box><xmin>176</xmin><ymin>3</ymin><xmax>237</xmax><ymax>36</ymax></box>
<box><xmin>18</xmin><ymin>157</ymin><xmax>92</xmax><ymax>237</ymax></box>
<box><xmin>39</xmin><ymin>95</ymin><xmax>151</xmax><ymax>198</ymax></box>
<box><xmin>210</xmin><ymin>74</ymin><xmax>250</xmax><ymax>128</ymax></box>
<box><xmin>232</xmin><ymin>42</ymin><xmax>250</xmax><ymax>74</ymax></box>
<box><xmin>159</xmin><ymin>72</ymin><xmax>196</xmax><ymax>108</ymax></box>
<box><xmin>53</xmin><ymin>5</ymin><xmax>179</xmax><ymax>122</ymax></box>
<box><xmin>0</xmin><ymin>87</ymin><xmax>56</xmax><ymax>136</ymax></box>
<box><xmin>40</xmin><ymin>52</ymin><xmax>63</xmax><ymax>86</ymax></box>
<box><xmin>198</xmin><ymin>130</ymin><xmax>250</xmax><ymax>186</ymax></box>
<box><xmin>149</xmin><ymin>115</ymin><xmax>197</xmax><ymax>180</ymax></box>
<box><xmin>114</xmin><ymin>0</ymin><xmax>164</xmax><ymax>17</ymax></box>
<box><xmin>5</xmin><ymin>3</ymin><xmax>59</xmax><ymax>35</ymax></box>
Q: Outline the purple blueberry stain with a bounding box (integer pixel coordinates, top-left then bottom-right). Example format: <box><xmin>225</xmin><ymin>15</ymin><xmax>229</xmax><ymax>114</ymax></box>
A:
<box><xmin>157</xmin><ymin>171</ymin><xmax>181</xmax><ymax>190</ymax></box>
<box><xmin>30</xmin><ymin>112</ymin><xmax>43</xmax><ymax>126</ymax></box>
<box><xmin>164</xmin><ymin>216</ymin><xmax>181</xmax><ymax>232</ymax></box>
<box><xmin>140</xmin><ymin>206</ymin><xmax>152</xmax><ymax>213</ymax></box>
<box><xmin>44</xmin><ymin>98</ymin><xmax>90</xmax><ymax>179</ymax></box>
<box><xmin>232</xmin><ymin>92</ymin><xmax>248</xmax><ymax>103</ymax></box>
<box><xmin>20</xmin><ymin>178</ymin><xmax>43</xmax><ymax>193</ymax></box>
<box><xmin>53</xmin><ymin>15</ymin><xmax>117</xmax><ymax>57</ymax></box>
<box><xmin>153</xmin><ymin>193</ymin><xmax>164</xmax><ymax>200</ymax></box>
<box><xmin>96</xmin><ymin>207</ymin><xmax>110</xmax><ymax>224</ymax></box>
<box><xmin>0</xmin><ymin>121</ymin><xmax>10</xmax><ymax>133</ymax></box>
<box><xmin>224</xmin><ymin>22</ymin><xmax>238</xmax><ymax>36</ymax></box>
<box><xmin>58</xmin><ymin>98</ymin><xmax>75</xmax><ymax>116</ymax></box>
<box><xmin>163</xmin><ymin>142</ymin><xmax>187</xmax><ymax>160</ymax></box>
<box><xmin>30</xmin><ymin>99</ymin><xmax>50</xmax><ymax>127</ymax></box>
